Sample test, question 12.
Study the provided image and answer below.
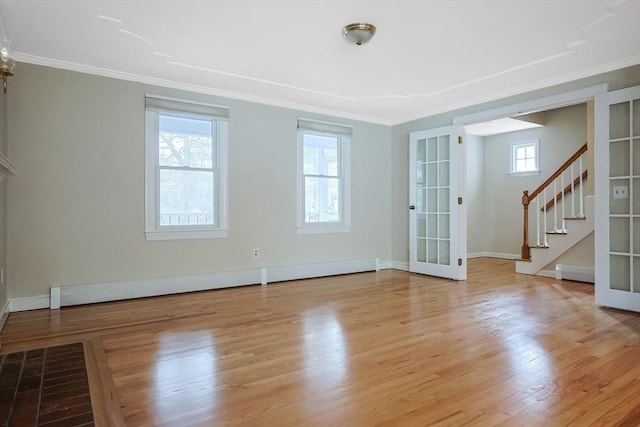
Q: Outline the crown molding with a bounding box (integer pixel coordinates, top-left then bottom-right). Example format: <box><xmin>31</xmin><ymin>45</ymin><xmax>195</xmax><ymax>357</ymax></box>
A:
<box><xmin>393</xmin><ymin>55</ymin><xmax>640</xmax><ymax>126</ymax></box>
<box><xmin>13</xmin><ymin>52</ymin><xmax>394</xmax><ymax>126</ymax></box>
<box><xmin>12</xmin><ymin>52</ymin><xmax>640</xmax><ymax>128</ymax></box>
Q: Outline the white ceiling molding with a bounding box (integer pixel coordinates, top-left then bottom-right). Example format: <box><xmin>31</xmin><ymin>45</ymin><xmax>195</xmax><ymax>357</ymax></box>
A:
<box><xmin>13</xmin><ymin>52</ymin><xmax>392</xmax><ymax>126</ymax></box>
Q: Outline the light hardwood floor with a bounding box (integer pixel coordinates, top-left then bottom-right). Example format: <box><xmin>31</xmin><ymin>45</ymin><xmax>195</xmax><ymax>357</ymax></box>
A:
<box><xmin>2</xmin><ymin>258</ymin><xmax>639</xmax><ymax>426</ymax></box>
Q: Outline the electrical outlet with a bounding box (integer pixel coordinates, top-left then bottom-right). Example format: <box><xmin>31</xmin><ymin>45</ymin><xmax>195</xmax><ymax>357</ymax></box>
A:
<box><xmin>613</xmin><ymin>185</ymin><xmax>628</xmax><ymax>199</ymax></box>
<box><xmin>252</xmin><ymin>248</ymin><xmax>260</xmax><ymax>258</ymax></box>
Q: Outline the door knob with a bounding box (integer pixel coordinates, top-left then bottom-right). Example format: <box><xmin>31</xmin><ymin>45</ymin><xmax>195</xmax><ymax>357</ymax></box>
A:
<box><xmin>409</xmin><ymin>205</ymin><xmax>415</xmax><ymax>210</ymax></box>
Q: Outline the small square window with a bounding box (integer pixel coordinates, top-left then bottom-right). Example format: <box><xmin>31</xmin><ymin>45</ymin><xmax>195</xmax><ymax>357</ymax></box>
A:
<box><xmin>510</xmin><ymin>139</ymin><xmax>539</xmax><ymax>176</ymax></box>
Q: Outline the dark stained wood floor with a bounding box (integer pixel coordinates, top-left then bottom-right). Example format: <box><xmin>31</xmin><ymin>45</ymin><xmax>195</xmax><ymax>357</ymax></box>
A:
<box><xmin>1</xmin><ymin>258</ymin><xmax>639</xmax><ymax>426</ymax></box>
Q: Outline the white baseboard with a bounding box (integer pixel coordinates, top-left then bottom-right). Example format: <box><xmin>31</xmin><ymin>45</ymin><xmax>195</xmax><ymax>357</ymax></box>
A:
<box><xmin>536</xmin><ymin>269</ymin><xmax>556</xmax><ymax>279</ymax></box>
<box><xmin>266</xmin><ymin>258</ymin><xmax>376</xmax><ymax>283</ymax></box>
<box><xmin>0</xmin><ymin>299</ymin><xmax>9</xmax><ymax>332</ymax></box>
<box><xmin>556</xmin><ymin>264</ymin><xmax>595</xmax><ymax>283</ymax></box>
<box><xmin>9</xmin><ymin>295</ymin><xmax>50</xmax><ymax>312</ymax></box>
<box><xmin>378</xmin><ymin>260</ymin><xmax>409</xmax><ymax>271</ymax></box>
<box><xmin>467</xmin><ymin>252</ymin><xmax>520</xmax><ymax>260</ymax></box>
<box><xmin>46</xmin><ymin>258</ymin><xmax>378</xmax><ymax>309</ymax></box>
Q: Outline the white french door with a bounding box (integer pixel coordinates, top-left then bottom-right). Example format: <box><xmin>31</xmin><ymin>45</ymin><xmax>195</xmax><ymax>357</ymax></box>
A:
<box><xmin>594</xmin><ymin>85</ymin><xmax>640</xmax><ymax>312</ymax></box>
<box><xmin>409</xmin><ymin>126</ymin><xmax>466</xmax><ymax>280</ymax></box>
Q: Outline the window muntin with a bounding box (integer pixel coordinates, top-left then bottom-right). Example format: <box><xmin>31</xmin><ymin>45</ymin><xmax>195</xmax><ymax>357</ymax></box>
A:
<box><xmin>510</xmin><ymin>139</ymin><xmax>539</xmax><ymax>175</ymax></box>
<box><xmin>145</xmin><ymin>96</ymin><xmax>228</xmax><ymax>240</ymax></box>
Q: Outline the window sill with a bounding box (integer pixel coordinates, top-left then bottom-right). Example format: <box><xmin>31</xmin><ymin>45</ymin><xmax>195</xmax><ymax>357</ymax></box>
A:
<box><xmin>297</xmin><ymin>225</ymin><xmax>351</xmax><ymax>235</ymax></box>
<box><xmin>145</xmin><ymin>229</ymin><xmax>228</xmax><ymax>241</ymax></box>
<box><xmin>509</xmin><ymin>170</ymin><xmax>540</xmax><ymax>177</ymax></box>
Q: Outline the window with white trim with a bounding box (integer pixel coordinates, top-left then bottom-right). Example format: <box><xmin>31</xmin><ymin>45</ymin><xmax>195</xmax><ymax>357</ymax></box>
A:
<box><xmin>144</xmin><ymin>95</ymin><xmax>229</xmax><ymax>240</ymax></box>
<box><xmin>510</xmin><ymin>139</ymin><xmax>539</xmax><ymax>175</ymax></box>
<box><xmin>297</xmin><ymin>119</ymin><xmax>351</xmax><ymax>234</ymax></box>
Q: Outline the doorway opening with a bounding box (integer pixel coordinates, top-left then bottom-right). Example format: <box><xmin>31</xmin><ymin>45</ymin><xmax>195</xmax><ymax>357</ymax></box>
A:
<box><xmin>454</xmin><ymin>85</ymin><xmax>605</xmax><ymax>282</ymax></box>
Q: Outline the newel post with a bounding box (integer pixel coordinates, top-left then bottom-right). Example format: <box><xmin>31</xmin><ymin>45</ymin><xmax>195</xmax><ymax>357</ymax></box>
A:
<box><xmin>521</xmin><ymin>190</ymin><xmax>530</xmax><ymax>260</ymax></box>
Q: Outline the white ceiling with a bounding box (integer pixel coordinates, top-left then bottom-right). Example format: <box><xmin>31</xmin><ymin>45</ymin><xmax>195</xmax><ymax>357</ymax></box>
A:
<box><xmin>2</xmin><ymin>1</ymin><xmax>639</xmax><ymax>125</ymax></box>
<box><xmin>464</xmin><ymin>117</ymin><xmax>543</xmax><ymax>136</ymax></box>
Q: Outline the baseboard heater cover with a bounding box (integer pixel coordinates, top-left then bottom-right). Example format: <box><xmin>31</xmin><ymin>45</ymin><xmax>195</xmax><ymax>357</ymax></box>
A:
<box><xmin>555</xmin><ymin>264</ymin><xmax>595</xmax><ymax>284</ymax></box>
<box><xmin>51</xmin><ymin>258</ymin><xmax>378</xmax><ymax>309</ymax></box>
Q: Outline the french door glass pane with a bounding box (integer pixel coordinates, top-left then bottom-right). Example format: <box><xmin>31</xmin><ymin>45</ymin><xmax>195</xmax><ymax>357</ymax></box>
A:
<box><xmin>610</xmin><ymin>102</ymin><xmax>630</xmax><ymax>139</ymax></box>
<box><xmin>634</xmin><ymin>218</ymin><xmax>640</xmax><ymax>253</ymax></box>
<box><xmin>417</xmin><ymin>139</ymin><xmax>426</xmax><ymax>162</ymax></box>
<box><xmin>417</xmin><ymin>189</ymin><xmax>426</xmax><ymax>213</ymax></box>
<box><xmin>304</xmin><ymin>177</ymin><xmax>340</xmax><ymax>222</ymax></box>
<box><xmin>427</xmin><ymin>189</ymin><xmax>437</xmax><ymax>213</ymax></box>
<box><xmin>427</xmin><ymin>137</ymin><xmax>437</xmax><ymax>160</ymax></box>
<box><xmin>609</xmin><ymin>140</ymin><xmax>629</xmax><ymax>177</ymax></box>
<box><xmin>417</xmin><ymin>239</ymin><xmax>426</xmax><ymax>262</ymax></box>
<box><xmin>159</xmin><ymin>169</ymin><xmax>215</xmax><ymax>225</ymax></box>
<box><xmin>428</xmin><ymin>239</ymin><xmax>438</xmax><ymax>263</ymax></box>
<box><xmin>428</xmin><ymin>214</ymin><xmax>437</xmax><ymax>238</ymax></box>
<box><xmin>439</xmin><ymin>189</ymin><xmax>450</xmax><ymax>213</ymax></box>
<box><xmin>633</xmin><ymin>99</ymin><xmax>640</xmax><ymax>136</ymax></box>
<box><xmin>439</xmin><ymin>214</ymin><xmax>450</xmax><ymax>239</ymax></box>
<box><xmin>159</xmin><ymin>114</ymin><xmax>214</xmax><ymax>168</ymax></box>
<box><xmin>634</xmin><ymin>258</ymin><xmax>640</xmax><ymax>293</ymax></box>
<box><xmin>427</xmin><ymin>164</ymin><xmax>438</xmax><ymax>186</ymax></box>
<box><xmin>634</xmin><ymin>178</ymin><xmax>640</xmax><ymax>215</ymax></box>
<box><xmin>417</xmin><ymin>214</ymin><xmax>426</xmax><ymax>238</ymax></box>
<box><xmin>610</xmin><ymin>255</ymin><xmax>630</xmax><ymax>291</ymax></box>
<box><xmin>439</xmin><ymin>241</ymin><xmax>450</xmax><ymax>265</ymax></box>
<box><xmin>610</xmin><ymin>217</ymin><xmax>630</xmax><ymax>253</ymax></box>
<box><xmin>438</xmin><ymin>136</ymin><xmax>450</xmax><ymax>160</ymax></box>
<box><xmin>633</xmin><ymin>140</ymin><xmax>640</xmax><ymax>175</ymax></box>
<box><xmin>439</xmin><ymin>162</ymin><xmax>450</xmax><ymax>186</ymax></box>
<box><xmin>610</xmin><ymin>179</ymin><xmax>630</xmax><ymax>214</ymax></box>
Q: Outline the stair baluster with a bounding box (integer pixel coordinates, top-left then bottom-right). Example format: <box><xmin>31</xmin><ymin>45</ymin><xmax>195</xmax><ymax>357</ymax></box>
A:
<box><xmin>571</xmin><ymin>162</ymin><xmax>576</xmax><ymax>217</ymax></box>
<box><xmin>543</xmin><ymin>187</ymin><xmax>548</xmax><ymax>247</ymax></box>
<box><xmin>520</xmin><ymin>143</ymin><xmax>588</xmax><ymax>260</ymax></box>
<box><xmin>536</xmin><ymin>196</ymin><xmax>541</xmax><ymax>247</ymax></box>
<box><xmin>579</xmin><ymin>155</ymin><xmax>584</xmax><ymax>218</ymax></box>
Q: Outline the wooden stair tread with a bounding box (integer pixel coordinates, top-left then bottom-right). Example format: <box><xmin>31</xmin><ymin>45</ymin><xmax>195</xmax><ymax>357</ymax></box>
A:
<box><xmin>530</xmin><ymin>245</ymin><xmax>549</xmax><ymax>249</ymax></box>
<box><xmin>546</xmin><ymin>231</ymin><xmax>567</xmax><ymax>235</ymax></box>
<box><xmin>564</xmin><ymin>216</ymin><xmax>586</xmax><ymax>220</ymax></box>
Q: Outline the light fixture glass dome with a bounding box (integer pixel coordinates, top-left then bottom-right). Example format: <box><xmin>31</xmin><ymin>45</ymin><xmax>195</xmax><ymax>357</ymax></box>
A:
<box><xmin>0</xmin><ymin>36</ymin><xmax>15</xmax><ymax>73</ymax></box>
<box><xmin>342</xmin><ymin>23</ymin><xmax>376</xmax><ymax>46</ymax></box>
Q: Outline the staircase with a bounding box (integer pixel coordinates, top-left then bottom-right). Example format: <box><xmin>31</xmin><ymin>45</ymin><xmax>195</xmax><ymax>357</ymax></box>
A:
<box><xmin>515</xmin><ymin>143</ymin><xmax>593</xmax><ymax>276</ymax></box>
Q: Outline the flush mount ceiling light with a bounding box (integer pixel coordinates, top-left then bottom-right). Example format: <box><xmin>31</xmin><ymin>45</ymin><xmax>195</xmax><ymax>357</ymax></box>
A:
<box><xmin>342</xmin><ymin>23</ymin><xmax>376</xmax><ymax>46</ymax></box>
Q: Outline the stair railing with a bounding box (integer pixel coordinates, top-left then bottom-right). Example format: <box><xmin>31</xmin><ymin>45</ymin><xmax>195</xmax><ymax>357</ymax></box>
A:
<box><xmin>521</xmin><ymin>143</ymin><xmax>588</xmax><ymax>260</ymax></box>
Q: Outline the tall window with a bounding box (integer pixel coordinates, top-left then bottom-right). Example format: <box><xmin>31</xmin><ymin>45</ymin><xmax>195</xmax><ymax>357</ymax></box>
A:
<box><xmin>297</xmin><ymin>119</ymin><xmax>351</xmax><ymax>234</ymax></box>
<box><xmin>510</xmin><ymin>139</ymin><xmax>539</xmax><ymax>175</ymax></box>
<box><xmin>145</xmin><ymin>96</ymin><xmax>229</xmax><ymax>240</ymax></box>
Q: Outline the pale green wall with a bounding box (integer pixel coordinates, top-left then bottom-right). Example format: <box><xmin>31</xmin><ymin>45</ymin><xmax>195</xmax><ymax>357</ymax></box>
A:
<box><xmin>481</xmin><ymin>104</ymin><xmax>587</xmax><ymax>255</ymax></box>
<box><xmin>465</xmin><ymin>134</ymin><xmax>485</xmax><ymax>254</ymax></box>
<box><xmin>7</xmin><ymin>64</ymin><xmax>392</xmax><ymax>298</ymax></box>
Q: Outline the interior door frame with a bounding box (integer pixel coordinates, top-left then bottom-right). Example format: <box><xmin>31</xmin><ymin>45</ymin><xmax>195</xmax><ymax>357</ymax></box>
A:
<box><xmin>451</xmin><ymin>84</ymin><xmax>608</xmax><ymax>264</ymax></box>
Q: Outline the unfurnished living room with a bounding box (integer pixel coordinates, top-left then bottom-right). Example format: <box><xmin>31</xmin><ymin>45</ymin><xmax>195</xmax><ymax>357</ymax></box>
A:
<box><xmin>0</xmin><ymin>1</ymin><xmax>638</xmax><ymax>426</ymax></box>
